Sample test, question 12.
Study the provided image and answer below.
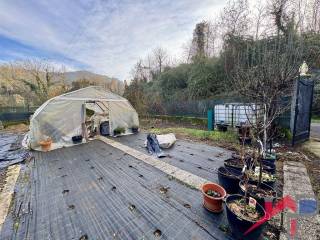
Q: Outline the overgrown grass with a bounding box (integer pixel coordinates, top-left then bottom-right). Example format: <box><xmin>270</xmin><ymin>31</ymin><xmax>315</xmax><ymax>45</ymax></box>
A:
<box><xmin>145</xmin><ymin>115</ymin><xmax>207</xmax><ymax>126</ymax></box>
<box><xmin>312</xmin><ymin>116</ymin><xmax>320</xmax><ymax>123</ymax></box>
<box><xmin>2</xmin><ymin>120</ymin><xmax>29</xmax><ymax>128</ymax></box>
<box><xmin>150</xmin><ymin>127</ymin><xmax>238</xmax><ymax>144</ymax></box>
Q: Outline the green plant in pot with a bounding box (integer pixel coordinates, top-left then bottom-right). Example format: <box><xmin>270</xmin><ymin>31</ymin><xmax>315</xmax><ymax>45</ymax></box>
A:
<box><xmin>114</xmin><ymin>127</ymin><xmax>125</xmax><ymax>136</ymax></box>
<box><xmin>201</xmin><ymin>182</ymin><xmax>226</xmax><ymax>213</ymax></box>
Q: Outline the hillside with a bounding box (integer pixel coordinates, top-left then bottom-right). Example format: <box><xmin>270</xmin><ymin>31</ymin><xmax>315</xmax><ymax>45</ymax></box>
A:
<box><xmin>55</xmin><ymin>70</ymin><xmax>124</xmax><ymax>94</ymax></box>
<box><xmin>0</xmin><ymin>66</ymin><xmax>125</xmax><ymax>107</ymax></box>
<box><xmin>60</xmin><ymin>71</ymin><xmax>118</xmax><ymax>85</ymax></box>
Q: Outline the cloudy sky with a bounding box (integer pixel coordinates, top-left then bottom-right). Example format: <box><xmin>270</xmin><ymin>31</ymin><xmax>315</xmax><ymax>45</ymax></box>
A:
<box><xmin>0</xmin><ymin>0</ymin><xmax>226</xmax><ymax>80</ymax></box>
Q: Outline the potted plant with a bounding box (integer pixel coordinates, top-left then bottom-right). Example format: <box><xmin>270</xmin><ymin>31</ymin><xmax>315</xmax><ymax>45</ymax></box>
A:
<box><xmin>216</xmin><ymin>121</ymin><xmax>228</xmax><ymax>132</ymax></box>
<box><xmin>114</xmin><ymin>127</ymin><xmax>125</xmax><ymax>136</ymax></box>
<box><xmin>262</xmin><ymin>152</ymin><xmax>277</xmax><ymax>167</ymax></box>
<box><xmin>218</xmin><ymin>166</ymin><xmax>243</xmax><ymax>194</ymax></box>
<box><xmin>225</xmin><ymin>194</ymin><xmax>267</xmax><ymax>240</ymax></box>
<box><xmin>239</xmin><ymin>180</ymin><xmax>277</xmax><ymax>208</ymax></box>
<box><xmin>237</xmin><ymin>124</ymin><xmax>252</xmax><ymax>144</ymax></box>
<box><xmin>224</xmin><ymin>155</ymin><xmax>253</xmax><ymax>172</ymax></box>
<box><xmin>39</xmin><ymin>137</ymin><xmax>52</xmax><ymax>151</ymax></box>
<box><xmin>249</xmin><ymin>170</ymin><xmax>276</xmax><ymax>187</ymax></box>
<box><xmin>201</xmin><ymin>182</ymin><xmax>226</xmax><ymax>213</ymax></box>
<box><xmin>131</xmin><ymin>125</ymin><xmax>139</xmax><ymax>133</ymax></box>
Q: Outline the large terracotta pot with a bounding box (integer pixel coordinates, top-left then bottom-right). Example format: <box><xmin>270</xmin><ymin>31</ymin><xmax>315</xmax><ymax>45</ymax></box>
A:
<box><xmin>201</xmin><ymin>182</ymin><xmax>226</xmax><ymax>213</ymax></box>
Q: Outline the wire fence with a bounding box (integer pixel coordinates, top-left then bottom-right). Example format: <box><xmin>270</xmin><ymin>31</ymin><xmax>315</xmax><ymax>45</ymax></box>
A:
<box><xmin>0</xmin><ymin>106</ymin><xmax>38</xmax><ymax>122</ymax></box>
<box><xmin>147</xmin><ymin>98</ymin><xmax>293</xmax><ymax>129</ymax></box>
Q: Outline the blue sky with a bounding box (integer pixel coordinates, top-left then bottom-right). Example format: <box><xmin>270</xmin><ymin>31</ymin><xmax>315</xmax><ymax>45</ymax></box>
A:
<box><xmin>0</xmin><ymin>0</ymin><xmax>225</xmax><ymax>80</ymax></box>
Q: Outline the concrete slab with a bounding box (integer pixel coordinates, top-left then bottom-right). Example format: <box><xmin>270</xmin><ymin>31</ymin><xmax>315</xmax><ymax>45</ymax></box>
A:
<box><xmin>0</xmin><ymin>165</ymin><xmax>20</xmax><ymax>231</ymax></box>
<box><xmin>281</xmin><ymin>161</ymin><xmax>320</xmax><ymax>240</ymax></box>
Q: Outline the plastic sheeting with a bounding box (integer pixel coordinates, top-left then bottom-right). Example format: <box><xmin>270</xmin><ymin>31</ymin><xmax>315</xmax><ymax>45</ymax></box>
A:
<box><xmin>157</xmin><ymin>133</ymin><xmax>177</xmax><ymax>148</ymax></box>
<box><xmin>29</xmin><ymin>87</ymin><xmax>139</xmax><ymax>151</ymax></box>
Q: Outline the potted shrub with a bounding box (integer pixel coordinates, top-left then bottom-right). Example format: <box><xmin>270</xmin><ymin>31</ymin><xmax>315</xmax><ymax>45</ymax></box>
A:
<box><xmin>225</xmin><ymin>135</ymin><xmax>268</xmax><ymax>239</ymax></box>
<box><xmin>224</xmin><ymin>155</ymin><xmax>253</xmax><ymax>172</ymax></box>
<box><xmin>249</xmin><ymin>170</ymin><xmax>276</xmax><ymax>187</ymax></box>
<box><xmin>237</xmin><ymin>124</ymin><xmax>252</xmax><ymax>145</ymax></box>
<box><xmin>239</xmin><ymin>180</ymin><xmax>277</xmax><ymax>208</ymax></box>
<box><xmin>218</xmin><ymin>166</ymin><xmax>243</xmax><ymax>194</ymax></box>
<box><xmin>262</xmin><ymin>152</ymin><xmax>277</xmax><ymax>166</ymax></box>
<box><xmin>114</xmin><ymin>127</ymin><xmax>125</xmax><ymax>136</ymax></box>
<box><xmin>225</xmin><ymin>194</ymin><xmax>267</xmax><ymax>240</ymax></box>
<box><xmin>131</xmin><ymin>125</ymin><xmax>139</xmax><ymax>133</ymax></box>
<box><xmin>201</xmin><ymin>182</ymin><xmax>226</xmax><ymax>213</ymax></box>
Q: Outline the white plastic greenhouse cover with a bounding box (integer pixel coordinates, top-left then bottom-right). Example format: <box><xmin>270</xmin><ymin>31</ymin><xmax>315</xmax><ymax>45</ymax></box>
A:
<box><xmin>29</xmin><ymin>86</ymin><xmax>139</xmax><ymax>151</ymax></box>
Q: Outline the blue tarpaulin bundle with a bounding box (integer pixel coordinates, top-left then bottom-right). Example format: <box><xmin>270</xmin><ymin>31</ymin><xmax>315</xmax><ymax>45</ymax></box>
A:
<box><xmin>146</xmin><ymin>133</ymin><xmax>166</xmax><ymax>158</ymax></box>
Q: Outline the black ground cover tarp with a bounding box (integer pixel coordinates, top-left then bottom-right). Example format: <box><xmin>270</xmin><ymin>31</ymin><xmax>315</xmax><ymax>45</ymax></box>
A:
<box><xmin>114</xmin><ymin>133</ymin><xmax>232</xmax><ymax>183</ymax></box>
<box><xmin>0</xmin><ymin>140</ymin><xmax>234</xmax><ymax>240</ymax></box>
<box><xmin>0</xmin><ymin>133</ymin><xmax>27</xmax><ymax>169</ymax></box>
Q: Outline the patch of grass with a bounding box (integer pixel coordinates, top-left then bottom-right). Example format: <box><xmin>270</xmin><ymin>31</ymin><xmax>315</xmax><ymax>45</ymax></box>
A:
<box><xmin>150</xmin><ymin>127</ymin><xmax>238</xmax><ymax>144</ymax></box>
<box><xmin>2</xmin><ymin>120</ymin><xmax>29</xmax><ymax>128</ymax></box>
<box><xmin>146</xmin><ymin>115</ymin><xmax>207</xmax><ymax>126</ymax></box>
<box><xmin>279</xmin><ymin>127</ymin><xmax>292</xmax><ymax>141</ymax></box>
<box><xmin>311</xmin><ymin>116</ymin><xmax>320</xmax><ymax>123</ymax></box>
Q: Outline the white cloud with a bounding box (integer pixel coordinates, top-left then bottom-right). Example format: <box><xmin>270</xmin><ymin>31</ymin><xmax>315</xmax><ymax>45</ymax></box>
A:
<box><xmin>0</xmin><ymin>0</ymin><xmax>226</xmax><ymax>80</ymax></box>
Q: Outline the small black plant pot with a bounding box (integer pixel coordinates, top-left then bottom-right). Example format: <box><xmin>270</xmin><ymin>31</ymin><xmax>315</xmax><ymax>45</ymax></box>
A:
<box><xmin>216</xmin><ymin>124</ymin><xmax>228</xmax><ymax>132</ymax></box>
<box><xmin>218</xmin><ymin>166</ymin><xmax>242</xmax><ymax>194</ymax></box>
<box><xmin>131</xmin><ymin>127</ymin><xmax>139</xmax><ymax>133</ymax></box>
<box><xmin>239</xmin><ymin>180</ymin><xmax>277</xmax><ymax>209</ymax></box>
<box><xmin>250</xmin><ymin>177</ymin><xmax>275</xmax><ymax>188</ymax></box>
<box><xmin>259</xmin><ymin>164</ymin><xmax>276</xmax><ymax>175</ymax></box>
<box><xmin>262</xmin><ymin>158</ymin><xmax>276</xmax><ymax>167</ymax></box>
<box><xmin>225</xmin><ymin>194</ymin><xmax>267</xmax><ymax>240</ymax></box>
<box><xmin>224</xmin><ymin>157</ymin><xmax>253</xmax><ymax>172</ymax></box>
<box><xmin>72</xmin><ymin>135</ymin><xmax>83</xmax><ymax>144</ymax></box>
<box><xmin>238</xmin><ymin>136</ymin><xmax>252</xmax><ymax>145</ymax></box>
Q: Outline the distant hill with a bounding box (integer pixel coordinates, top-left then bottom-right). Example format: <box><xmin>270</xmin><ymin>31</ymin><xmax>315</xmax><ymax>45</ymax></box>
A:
<box><xmin>57</xmin><ymin>70</ymin><xmax>125</xmax><ymax>95</ymax></box>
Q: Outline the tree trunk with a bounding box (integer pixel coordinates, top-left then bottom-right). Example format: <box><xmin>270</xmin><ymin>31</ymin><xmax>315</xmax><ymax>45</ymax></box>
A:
<box><xmin>263</xmin><ymin>104</ymin><xmax>267</xmax><ymax>152</ymax></box>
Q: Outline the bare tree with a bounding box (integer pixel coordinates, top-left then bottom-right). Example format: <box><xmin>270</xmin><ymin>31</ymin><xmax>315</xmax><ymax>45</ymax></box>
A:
<box><xmin>231</xmin><ymin>34</ymin><xmax>304</xmax><ymax>150</ymax></box>
<box><xmin>220</xmin><ymin>0</ymin><xmax>250</xmax><ymax>38</ymax></box>
<box><xmin>9</xmin><ymin>59</ymin><xmax>63</xmax><ymax>104</ymax></box>
<box><xmin>152</xmin><ymin>47</ymin><xmax>168</xmax><ymax>74</ymax></box>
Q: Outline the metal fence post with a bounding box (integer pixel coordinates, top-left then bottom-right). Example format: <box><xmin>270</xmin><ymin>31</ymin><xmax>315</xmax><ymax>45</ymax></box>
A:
<box><xmin>208</xmin><ymin>109</ymin><xmax>214</xmax><ymax>131</ymax></box>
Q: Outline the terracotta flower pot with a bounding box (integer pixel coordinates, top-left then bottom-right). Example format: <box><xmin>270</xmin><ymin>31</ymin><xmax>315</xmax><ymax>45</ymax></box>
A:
<box><xmin>201</xmin><ymin>182</ymin><xmax>226</xmax><ymax>213</ymax></box>
<box><xmin>39</xmin><ymin>139</ymin><xmax>52</xmax><ymax>152</ymax></box>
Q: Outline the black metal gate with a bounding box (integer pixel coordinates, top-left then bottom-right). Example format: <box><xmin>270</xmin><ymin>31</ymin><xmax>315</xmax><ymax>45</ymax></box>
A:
<box><xmin>291</xmin><ymin>77</ymin><xmax>315</xmax><ymax>145</ymax></box>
